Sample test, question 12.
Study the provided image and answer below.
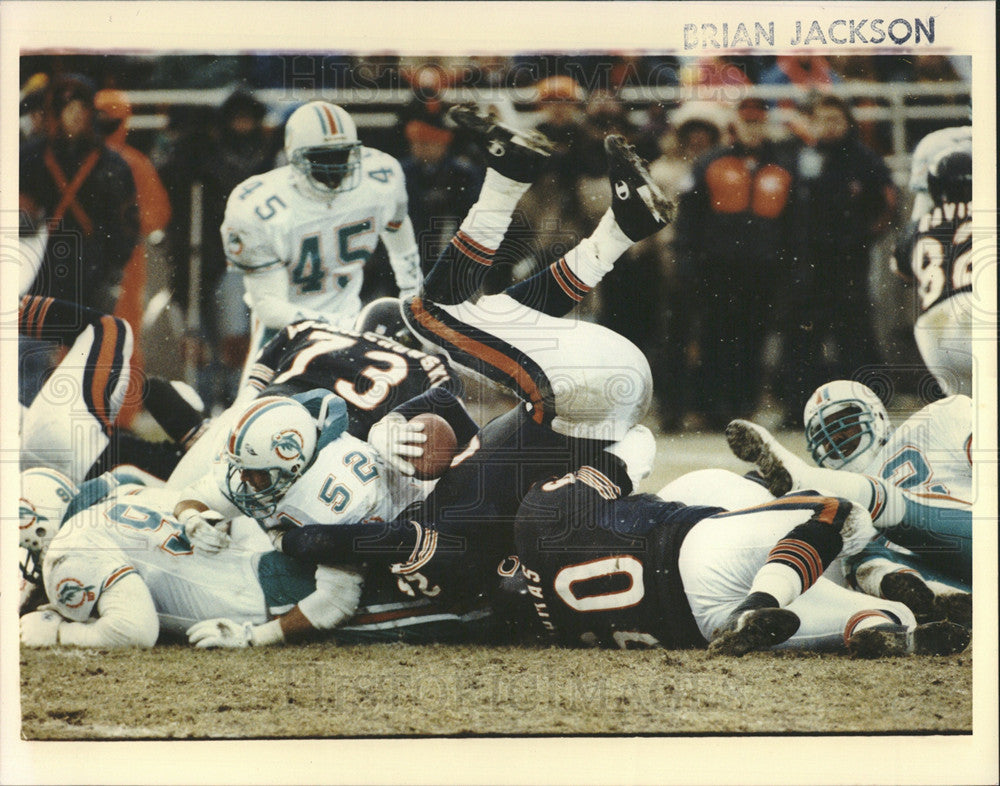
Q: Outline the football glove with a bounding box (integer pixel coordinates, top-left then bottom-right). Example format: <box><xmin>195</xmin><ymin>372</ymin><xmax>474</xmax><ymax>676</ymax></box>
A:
<box><xmin>187</xmin><ymin>618</ymin><xmax>252</xmax><ymax>648</ymax></box>
<box><xmin>178</xmin><ymin>508</ymin><xmax>231</xmax><ymax>556</ymax></box>
<box><xmin>21</xmin><ymin>608</ymin><xmax>65</xmax><ymax>647</ymax></box>
<box><xmin>366</xmin><ymin>412</ymin><xmax>426</xmax><ymax>476</ymax></box>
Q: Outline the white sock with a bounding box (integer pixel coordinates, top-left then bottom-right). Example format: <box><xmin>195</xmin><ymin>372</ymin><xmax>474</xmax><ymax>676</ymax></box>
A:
<box><xmin>749</xmin><ymin>563</ymin><xmax>802</xmax><ymax>608</ymax></box>
<box><xmin>561</xmin><ymin>209</ymin><xmax>635</xmax><ymax>288</ymax></box>
<box><xmin>853</xmin><ymin>558</ymin><xmax>905</xmax><ymax>597</ymax></box>
<box><xmin>457</xmin><ymin>168</ymin><xmax>531</xmax><ymax>252</ymax></box>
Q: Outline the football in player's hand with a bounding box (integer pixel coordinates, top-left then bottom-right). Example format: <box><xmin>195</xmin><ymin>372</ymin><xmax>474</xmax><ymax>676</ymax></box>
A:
<box><xmin>409</xmin><ymin>413</ymin><xmax>458</xmax><ymax>480</ymax></box>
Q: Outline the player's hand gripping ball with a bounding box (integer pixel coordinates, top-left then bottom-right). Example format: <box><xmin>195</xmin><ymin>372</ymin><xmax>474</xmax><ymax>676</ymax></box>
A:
<box><xmin>408</xmin><ymin>413</ymin><xmax>458</xmax><ymax>480</ymax></box>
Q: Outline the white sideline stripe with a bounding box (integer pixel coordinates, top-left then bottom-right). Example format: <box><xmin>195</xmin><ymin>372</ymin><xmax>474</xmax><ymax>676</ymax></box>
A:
<box><xmin>355</xmin><ymin>600</ymin><xmax>431</xmax><ymax>614</ymax></box>
<box><xmin>341</xmin><ymin>609</ymin><xmax>491</xmax><ymax>631</ymax></box>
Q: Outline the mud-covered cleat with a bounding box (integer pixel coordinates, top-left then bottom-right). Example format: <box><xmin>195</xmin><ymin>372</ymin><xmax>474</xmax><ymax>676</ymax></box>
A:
<box><xmin>913</xmin><ymin>620</ymin><xmax>971</xmax><ymax>655</ymax></box>
<box><xmin>880</xmin><ymin>571</ymin><xmax>935</xmax><ymax>621</ymax></box>
<box><xmin>708</xmin><ymin>607</ymin><xmax>801</xmax><ymax>656</ymax></box>
<box><xmin>725</xmin><ymin>419</ymin><xmax>795</xmax><ymax>496</ymax></box>
<box><xmin>880</xmin><ymin>572</ymin><xmax>972</xmax><ymax>628</ymax></box>
<box><xmin>848</xmin><ymin>620</ymin><xmax>971</xmax><ymax>659</ymax></box>
<box><xmin>447</xmin><ymin>103</ymin><xmax>553</xmax><ymax>184</ymax></box>
<box><xmin>604</xmin><ymin>135</ymin><xmax>674</xmax><ymax>241</ymax></box>
<box><xmin>932</xmin><ymin>591</ymin><xmax>972</xmax><ymax>629</ymax></box>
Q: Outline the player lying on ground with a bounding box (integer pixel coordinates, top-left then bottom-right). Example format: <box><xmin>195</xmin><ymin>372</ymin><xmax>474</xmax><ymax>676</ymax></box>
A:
<box><xmin>725</xmin><ymin>380</ymin><xmax>972</xmax><ymax>627</ymax></box>
<box><xmin>20</xmin><ymin>468</ymin><xmax>496</xmax><ymax>648</ymax></box>
<box><xmin>223</xmin><ymin>100</ymin><xmax>422</xmax><ymax>387</ymax></box>
<box><xmin>504</xmin><ymin>466</ymin><xmax>969</xmax><ymax>658</ymax></box>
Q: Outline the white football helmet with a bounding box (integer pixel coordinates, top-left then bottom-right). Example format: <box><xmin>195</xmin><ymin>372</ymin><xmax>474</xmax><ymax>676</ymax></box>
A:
<box><xmin>19</xmin><ymin>467</ymin><xmax>79</xmax><ymax>583</ymax></box>
<box><xmin>284</xmin><ymin>101</ymin><xmax>362</xmax><ymax>200</ymax></box>
<box><xmin>224</xmin><ymin>396</ymin><xmax>319</xmax><ymax>517</ymax></box>
<box><xmin>803</xmin><ymin>380</ymin><xmax>891</xmax><ymax>470</ymax></box>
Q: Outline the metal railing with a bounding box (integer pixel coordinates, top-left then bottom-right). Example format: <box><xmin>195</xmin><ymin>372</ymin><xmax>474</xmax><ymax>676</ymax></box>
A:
<box><xmin>119</xmin><ymin>81</ymin><xmax>970</xmax><ymax>180</ymax></box>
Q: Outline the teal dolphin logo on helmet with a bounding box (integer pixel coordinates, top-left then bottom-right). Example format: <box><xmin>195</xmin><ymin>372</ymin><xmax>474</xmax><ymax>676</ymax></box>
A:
<box><xmin>272</xmin><ymin>429</ymin><xmax>305</xmax><ymax>462</ymax></box>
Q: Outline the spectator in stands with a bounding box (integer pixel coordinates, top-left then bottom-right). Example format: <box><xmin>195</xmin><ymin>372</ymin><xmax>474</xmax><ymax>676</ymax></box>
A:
<box><xmin>400</xmin><ymin>117</ymin><xmax>483</xmax><ymax>270</ymax></box>
<box><xmin>20</xmin><ymin>73</ymin><xmax>139</xmax><ymax>314</ymax></box>
<box><xmin>95</xmin><ymin>88</ymin><xmax>173</xmax><ymax>426</ymax></box>
<box><xmin>156</xmin><ymin>89</ymin><xmax>273</xmax><ymax>409</ymax></box>
<box><xmin>758</xmin><ymin>55</ymin><xmax>839</xmax><ymax>91</ymax></box>
<box><xmin>19</xmin><ymin>73</ymin><xmax>50</xmax><ymax>143</ymax></box>
<box><xmin>778</xmin><ymin>94</ymin><xmax>899</xmax><ymax>413</ymax></box>
<box><xmin>648</xmin><ymin>101</ymin><xmax>729</xmax><ymax>429</ymax></box>
<box><xmin>672</xmin><ymin>96</ymin><xmax>798</xmax><ymax>430</ymax></box>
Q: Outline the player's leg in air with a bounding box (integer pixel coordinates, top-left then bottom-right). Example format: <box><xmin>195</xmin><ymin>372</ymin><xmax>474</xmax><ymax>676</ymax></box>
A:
<box><xmin>19</xmin><ymin>295</ymin><xmax>133</xmax><ymax>484</ymax></box>
<box><xmin>404</xmin><ymin>104</ymin><xmax>672</xmax><ymax>462</ymax></box>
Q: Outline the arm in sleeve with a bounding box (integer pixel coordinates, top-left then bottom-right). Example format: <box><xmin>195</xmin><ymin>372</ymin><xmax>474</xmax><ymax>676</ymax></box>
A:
<box><xmin>280</xmin><ymin>518</ymin><xmax>419</xmax><ymax>565</ymax></box>
<box><xmin>379</xmin><ymin>157</ymin><xmax>421</xmax><ymax>296</ymax></box>
<box><xmin>242</xmin><ymin>266</ymin><xmax>353</xmax><ymax>330</ymax></box>
<box><xmin>175</xmin><ymin>464</ymin><xmax>242</xmax><ymax>521</ymax></box>
<box><xmin>388</xmin><ymin>387</ymin><xmax>479</xmax><ymax>446</ymax></box>
<box><xmin>239</xmin><ymin>564</ymin><xmax>364</xmax><ymax>645</ymax></box>
<box><xmin>380</xmin><ymin>214</ymin><xmax>422</xmax><ymax>297</ymax></box>
<box><xmin>889</xmin><ymin>220</ymin><xmax>918</xmax><ymax>281</ymax></box>
<box><xmin>56</xmin><ymin>573</ymin><xmax>159</xmax><ymax>648</ymax></box>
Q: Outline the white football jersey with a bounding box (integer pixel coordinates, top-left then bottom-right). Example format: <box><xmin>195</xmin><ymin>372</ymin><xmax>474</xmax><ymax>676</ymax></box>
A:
<box><xmin>44</xmin><ymin>487</ymin><xmax>271</xmax><ymax>634</ymax></box>
<box><xmin>260</xmin><ymin>434</ymin><xmax>431</xmax><ymax>534</ymax></box>
<box><xmin>861</xmin><ymin>395</ymin><xmax>972</xmax><ymax>503</ymax></box>
<box><xmin>222</xmin><ymin>147</ymin><xmax>408</xmax><ymax>319</ymax></box>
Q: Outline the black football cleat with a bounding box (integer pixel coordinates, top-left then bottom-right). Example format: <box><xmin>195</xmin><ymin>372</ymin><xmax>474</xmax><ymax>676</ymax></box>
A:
<box><xmin>880</xmin><ymin>571</ymin><xmax>972</xmax><ymax>628</ymax></box>
<box><xmin>447</xmin><ymin>103</ymin><xmax>553</xmax><ymax>184</ymax></box>
<box><xmin>848</xmin><ymin>620</ymin><xmax>971</xmax><ymax>658</ymax></box>
<box><xmin>604</xmin><ymin>134</ymin><xmax>674</xmax><ymax>242</ymax></box>
<box><xmin>879</xmin><ymin>571</ymin><xmax>935</xmax><ymax>621</ymax></box>
<box><xmin>932</xmin><ymin>591</ymin><xmax>972</xmax><ymax>629</ymax></box>
<box><xmin>708</xmin><ymin>607</ymin><xmax>801</xmax><ymax>656</ymax></box>
<box><xmin>725</xmin><ymin>419</ymin><xmax>795</xmax><ymax>497</ymax></box>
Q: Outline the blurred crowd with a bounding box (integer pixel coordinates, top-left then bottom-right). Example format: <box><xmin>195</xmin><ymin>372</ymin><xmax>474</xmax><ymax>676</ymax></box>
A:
<box><xmin>19</xmin><ymin>54</ymin><xmax>970</xmax><ymax>426</ymax></box>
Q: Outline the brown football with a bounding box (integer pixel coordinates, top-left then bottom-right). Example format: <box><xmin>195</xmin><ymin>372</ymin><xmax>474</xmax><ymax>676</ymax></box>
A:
<box><xmin>409</xmin><ymin>412</ymin><xmax>459</xmax><ymax>480</ymax></box>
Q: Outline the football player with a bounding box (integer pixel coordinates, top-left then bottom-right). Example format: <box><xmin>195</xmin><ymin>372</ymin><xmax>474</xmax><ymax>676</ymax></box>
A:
<box><xmin>906</xmin><ymin>123</ymin><xmax>971</xmax><ymax>220</ymax></box>
<box><xmin>19</xmin><ymin>295</ymin><xmax>133</xmax><ymax>484</ymax></box>
<box><xmin>222</xmin><ymin>101</ymin><xmax>422</xmax><ymax>386</ymax></box>
<box><xmin>19</xmin><ymin>467</ymin><xmax>489</xmax><ymax>648</ymax></box>
<box><xmin>891</xmin><ymin>146</ymin><xmax>973</xmax><ymax>397</ymax></box>
<box><xmin>503</xmin><ymin>468</ymin><xmax>969</xmax><ymax>658</ymax></box>
<box><xmin>725</xmin><ymin>380</ymin><xmax>972</xmax><ymax>626</ymax></box>
<box><xmin>172</xmin><ymin>385</ymin><xmax>478</xmax><ymax>557</ymax></box>
<box><xmin>166</xmin><ymin>297</ymin><xmax>465</xmax><ymax>492</ymax></box>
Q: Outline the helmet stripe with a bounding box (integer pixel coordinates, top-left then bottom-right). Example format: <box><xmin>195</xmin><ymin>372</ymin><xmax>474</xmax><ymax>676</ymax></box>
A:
<box><xmin>324</xmin><ymin>104</ymin><xmax>341</xmax><ymax>134</ymax></box>
<box><xmin>312</xmin><ymin>104</ymin><xmax>328</xmax><ymax>135</ymax></box>
<box><xmin>312</xmin><ymin>103</ymin><xmax>340</xmax><ymax>136</ymax></box>
<box><xmin>230</xmin><ymin>398</ymin><xmax>287</xmax><ymax>455</ymax></box>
